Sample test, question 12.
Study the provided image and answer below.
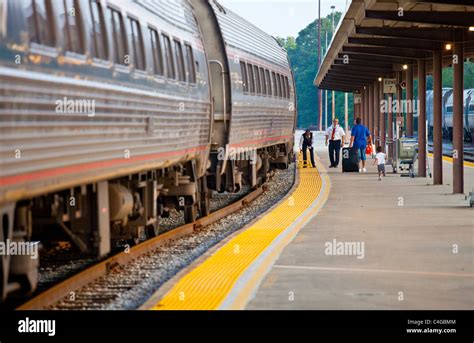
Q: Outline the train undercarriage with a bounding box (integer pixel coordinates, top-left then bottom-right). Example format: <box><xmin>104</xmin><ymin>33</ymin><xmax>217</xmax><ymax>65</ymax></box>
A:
<box><xmin>0</xmin><ymin>143</ymin><xmax>292</xmax><ymax>302</ymax></box>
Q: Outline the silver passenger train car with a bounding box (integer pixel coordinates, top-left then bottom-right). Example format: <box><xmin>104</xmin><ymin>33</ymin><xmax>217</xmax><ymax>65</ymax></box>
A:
<box><xmin>466</xmin><ymin>89</ymin><xmax>474</xmax><ymax>141</ymax></box>
<box><xmin>0</xmin><ymin>0</ymin><xmax>296</xmax><ymax>301</ymax></box>
<box><xmin>425</xmin><ymin>88</ymin><xmax>473</xmax><ymax>142</ymax></box>
<box><xmin>426</xmin><ymin>88</ymin><xmax>453</xmax><ymax>139</ymax></box>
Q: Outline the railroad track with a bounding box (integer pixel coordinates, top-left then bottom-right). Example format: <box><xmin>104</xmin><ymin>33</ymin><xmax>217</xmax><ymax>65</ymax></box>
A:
<box><xmin>17</xmin><ymin>185</ymin><xmax>266</xmax><ymax>310</ymax></box>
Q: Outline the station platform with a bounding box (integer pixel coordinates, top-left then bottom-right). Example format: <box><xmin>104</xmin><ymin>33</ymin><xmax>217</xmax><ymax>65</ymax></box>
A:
<box><xmin>143</xmin><ymin>133</ymin><xmax>473</xmax><ymax>310</ymax></box>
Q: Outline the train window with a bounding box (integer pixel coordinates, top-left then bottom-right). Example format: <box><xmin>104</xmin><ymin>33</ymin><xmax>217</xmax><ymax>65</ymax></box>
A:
<box><xmin>281</xmin><ymin>75</ymin><xmax>287</xmax><ymax>99</ymax></box>
<box><xmin>281</xmin><ymin>75</ymin><xmax>286</xmax><ymax>98</ymax></box>
<box><xmin>248</xmin><ymin>64</ymin><xmax>255</xmax><ymax>94</ymax></box>
<box><xmin>174</xmin><ymin>39</ymin><xmax>186</xmax><ymax>82</ymax></box>
<box><xmin>271</xmin><ymin>71</ymin><xmax>277</xmax><ymax>97</ymax></box>
<box><xmin>276</xmin><ymin>73</ymin><xmax>282</xmax><ymax>98</ymax></box>
<box><xmin>184</xmin><ymin>44</ymin><xmax>196</xmax><ymax>83</ymax></box>
<box><xmin>282</xmin><ymin>76</ymin><xmax>286</xmax><ymax>98</ymax></box>
<box><xmin>128</xmin><ymin>17</ymin><xmax>145</xmax><ymax>70</ymax></box>
<box><xmin>260</xmin><ymin>68</ymin><xmax>266</xmax><ymax>96</ymax></box>
<box><xmin>254</xmin><ymin>65</ymin><xmax>261</xmax><ymax>95</ymax></box>
<box><xmin>61</xmin><ymin>0</ymin><xmax>84</xmax><ymax>54</ymax></box>
<box><xmin>149</xmin><ymin>28</ymin><xmax>163</xmax><ymax>76</ymax></box>
<box><xmin>27</xmin><ymin>0</ymin><xmax>55</xmax><ymax>46</ymax></box>
<box><xmin>109</xmin><ymin>7</ymin><xmax>128</xmax><ymax>65</ymax></box>
<box><xmin>446</xmin><ymin>106</ymin><xmax>453</xmax><ymax>113</ymax></box>
<box><xmin>470</xmin><ymin>104</ymin><xmax>474</xmax><ymax>112</ymax></box>
<box><xmin>240</xmin><ymin>62</ymin><xmax>248</xmax><ymax>93</ymax></box>
<box><xmin>279</xmin><ymin>74</ymin><xmax>284</xmax><ymax>98</ymax></box>
<box><xmin>162</xmin><ymin>34</ymin><xmax>175</xmax><ymax>79</ymax></box>
<box><xmin>265</xmin><ymin>69</ymin><xmax>271</xmax><ymax>96</ymax></box>
<box><xmin>89</xmin><ymin>0</ymin><xmax>108</xmax><ymax>60</ymax></box>
<box><xmin>274</xmin><ymin>73</ymin><xmax>279</xmax><ymax>97</ymax></box>
<box><xmin>285</xmin><ymin>76</ymin><xmax>290</xmax><ymax>99</ymax></box>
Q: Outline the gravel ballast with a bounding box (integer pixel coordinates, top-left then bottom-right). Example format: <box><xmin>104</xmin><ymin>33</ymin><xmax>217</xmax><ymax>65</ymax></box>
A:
<box><xmin>50</xmin><ymin>164</ymin><xmax>296</xmax><ymax>310</ymax></box>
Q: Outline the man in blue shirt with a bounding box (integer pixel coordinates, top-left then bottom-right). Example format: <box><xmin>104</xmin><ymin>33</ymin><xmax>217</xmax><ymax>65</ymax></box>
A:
<box><xmin>349</xmin><ymin>117</ymin><xmax>372</xmax><ymax>172</ymax></box>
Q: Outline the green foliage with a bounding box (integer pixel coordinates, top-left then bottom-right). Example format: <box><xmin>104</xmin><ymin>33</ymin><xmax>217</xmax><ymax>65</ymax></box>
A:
<box><xmin>277</xmin><ymin>12</ymin><xmax>352</xmax><ymax>130</ymax></box>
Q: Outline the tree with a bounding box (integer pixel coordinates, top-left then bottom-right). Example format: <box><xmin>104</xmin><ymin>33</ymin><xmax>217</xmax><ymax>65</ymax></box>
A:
<box><xmin>276</xmin><ymin>11</ymin><xmax>353</xmax><ymax>130</ymax></box>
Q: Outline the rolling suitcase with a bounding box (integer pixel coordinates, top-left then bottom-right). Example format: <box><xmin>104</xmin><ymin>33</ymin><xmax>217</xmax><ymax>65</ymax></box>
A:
<box><xmin>342</xmin><ymin>147</ymin><xmax>359</xmax><ymax>172</ymax></box>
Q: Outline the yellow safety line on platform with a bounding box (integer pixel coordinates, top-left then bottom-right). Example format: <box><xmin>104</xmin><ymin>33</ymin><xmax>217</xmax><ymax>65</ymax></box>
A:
<box><xmin>152</xmin><ymin>155</ymin><xmax>330</xmax><ymax>310</ymax></box>
<box><xmin>427</xmin><ymin>153</ymin><xmax>474</xmax><ymax>168</ymax></box>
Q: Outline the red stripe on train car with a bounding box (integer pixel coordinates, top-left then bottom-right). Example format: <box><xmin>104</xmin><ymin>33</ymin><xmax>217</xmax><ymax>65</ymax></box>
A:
<box><xmin>0</xmin><ymin>146</ymin><xmax>209</xmax><ymax>186</ymax></box>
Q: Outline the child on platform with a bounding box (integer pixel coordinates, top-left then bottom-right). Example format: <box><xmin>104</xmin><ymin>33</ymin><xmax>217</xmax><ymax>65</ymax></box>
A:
<box><xmin>373</xmin><ymin>146</ymin><xmax>386</xmax><ymax>181</ymax></box>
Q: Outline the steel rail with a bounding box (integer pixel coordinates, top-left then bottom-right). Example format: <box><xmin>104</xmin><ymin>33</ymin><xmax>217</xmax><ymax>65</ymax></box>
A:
<box><xmin>17</xmin><ymin>185</ymin><xmax>265</xmax><ymax>310</ymax></box>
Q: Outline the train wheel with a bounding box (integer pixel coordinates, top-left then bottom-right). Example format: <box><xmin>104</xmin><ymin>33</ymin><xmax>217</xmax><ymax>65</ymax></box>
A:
<box><xmin>198</xmin><ymin>178</ymin><xmax>210</xmax><ymax>217</ymax></box>
<box><xmin>146</xmin><ymin>223</ymin><xmax>159</xmax><ymax>238</ymax></box>
<box><xmin>200</xmin><ymin>197</ymin><xmax>210</xmax><ymax>217</ymax></box>
<box><xmin>184</xmin><ymin>205</ymin><xmax>197</xmax><ymax>223</ymax></box>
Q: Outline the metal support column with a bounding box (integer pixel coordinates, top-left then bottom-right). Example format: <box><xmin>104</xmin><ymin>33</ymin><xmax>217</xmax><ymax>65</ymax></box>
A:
<box><xmin>362</xmin><ymin>89</ymin><xmax>365</xmax><ymax>123</ymax></box>
<box><xmin>396</xmin><ymin>71</ymin><xmax>403</xmax><ymax>137</ymax></box>
<box><xmin>369</xmin><ymin>83</ymin><xmax>374</xmax><ymax>138</ymax></box>
<box><xmin>319</xmin><ymin>89</ymin><xmax>323</xmax><ymax>131</ymax></box>
<box><xmin>418</xmin><ymin>58</ymin><xmax>427</xmax><ymax>177</ymax></box>
<box><xmin>325</xmin><ymin>90</ymin><xmax>328</xmax><ymax>130</ymax></box>
<box><xmin>344</xmin><ymin>92</ymin><xmax>349</xmax><ymax>140</ymax></box>
<box><xmin>453</xmin><ymin>41</ymin><xmax>464</xmax><ymax>194</ymax></box>
<box><xmin>353</xmin><ymin>95</ymin><xmax>358</xmax><ymax>122</ymax></box>
<box><xmin>364</xmin><ymin>88</ymin><xmax>369</xmax><ymax>125</ymax></box>
<box><xmin>373</xmin><ymin>81</ymin><xmax>379</xmax><ymax>142</ymax></box>
<box><xmin>332</xmin><ymin>90</ymin><xmax>335</xmax><ymax>120</ymax></box>
<box><xmin>387</xmin><ymin>92</ymin><xmax>393</xmax><ymax>159</ymax></box>
<box><xmin>317</xmin><ymin>0</ymin><xmax>322</xmax><ymax>132</ymax></box>
<box><xmin>406</xmin><ymin>64</ymin><xmax>414</xmax><ymax>136</ymax></box>
<box><xmin>381</xmin><ymin>90</ymin><xmax>386</xmax><ymax>153</ymax></box>
<box><xmin>433</xmin><ymin>50</ymin><xmax>443</xmax><ymax>185</ymax></box>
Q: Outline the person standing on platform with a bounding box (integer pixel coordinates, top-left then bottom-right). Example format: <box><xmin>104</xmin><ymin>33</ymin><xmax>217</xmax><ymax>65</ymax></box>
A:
<box><xmin>299</xmin><ymin>129</ymin><xmax>316</xmax><ymax>168</ymax></box>
<box><xmin>349</xmin><ymin>117</ymin><xmax>372</xmax><ymax>173</ymax></box>
<box><xmin>373</xmin><ymin>146</ymin><xmax>386</xmax><ymax>181</ymax></box>
<box><xmin>325</xmin><ymin>118</ymin><xmax>345</xmax><ymax>168</ymax></box>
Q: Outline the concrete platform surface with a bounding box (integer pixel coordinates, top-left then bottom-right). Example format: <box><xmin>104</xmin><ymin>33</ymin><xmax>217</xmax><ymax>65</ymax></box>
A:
<box><xmin>246</xmin><ymin>132</ymin><xmax>474</xmax><ymax>310</ymax></box>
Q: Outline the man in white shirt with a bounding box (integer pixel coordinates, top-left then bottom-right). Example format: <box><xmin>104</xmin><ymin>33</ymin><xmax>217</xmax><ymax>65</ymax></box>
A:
<box><xmin>325</xmin><ymin>118</ymin><xmax>346</xmax><ymax>168</ymax></box>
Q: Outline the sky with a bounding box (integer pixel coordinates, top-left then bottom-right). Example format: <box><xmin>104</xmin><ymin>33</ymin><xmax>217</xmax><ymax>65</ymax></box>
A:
<box><xmin>219</xmin><ymin>0</ymin><xmax>349</xmax><ymax>38</ymax></box>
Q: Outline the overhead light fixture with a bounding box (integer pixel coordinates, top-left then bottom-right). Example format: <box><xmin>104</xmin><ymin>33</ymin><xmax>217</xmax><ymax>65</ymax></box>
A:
<box><xmin>378</xmin><ymin>77</ymin><xmax>382</xmax><ymax>82</ymax></box>
<box><xmin>469</xmin><ymin>26</ymin><xmax>474</xmax><ymax>32</ymax></box>
<box><xmin>403</xmin><ymin>64</ymin><xmax>408</xmax><ymax>70</ymax></box>
<box><xmin>445</xmin><ymin>43</ymin><xmax>452</xmax><ymax>51</ymax></box>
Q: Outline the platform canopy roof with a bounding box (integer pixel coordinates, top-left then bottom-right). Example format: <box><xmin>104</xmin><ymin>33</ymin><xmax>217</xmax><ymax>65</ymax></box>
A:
<box><xmin>314</xmin><ymin>0</ymin><xmax>474</xmax><ymax>93</ymax></box>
